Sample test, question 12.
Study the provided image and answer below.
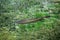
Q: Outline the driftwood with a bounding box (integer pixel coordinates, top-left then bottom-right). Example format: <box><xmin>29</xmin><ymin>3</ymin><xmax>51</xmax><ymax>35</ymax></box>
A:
<box><xmin>16</xmin><ymin>16</ymin><xmax>50</xmax><ymax>24</ymax></box>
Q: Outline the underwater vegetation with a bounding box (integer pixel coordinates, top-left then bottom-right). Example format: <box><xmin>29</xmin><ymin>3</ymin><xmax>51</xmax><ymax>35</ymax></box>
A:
<box><xmin>0</xmin><ymin>0</ymin><xmax>60</xmax><ymax>40</ymax></box>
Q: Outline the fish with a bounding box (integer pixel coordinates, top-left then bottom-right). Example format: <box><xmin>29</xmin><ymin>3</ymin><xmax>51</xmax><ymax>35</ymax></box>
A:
<box><xmin>16</xmin><ymin>16</ymin><xmax>50</xmax><ymax>24</ymax></box>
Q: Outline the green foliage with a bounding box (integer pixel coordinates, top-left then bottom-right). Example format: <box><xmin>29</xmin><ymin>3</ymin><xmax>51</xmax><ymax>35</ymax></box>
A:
<box><xmin>0</xmin><ymin>0</ymin><xmax>60</xmax><ymax>40</ymax></box>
